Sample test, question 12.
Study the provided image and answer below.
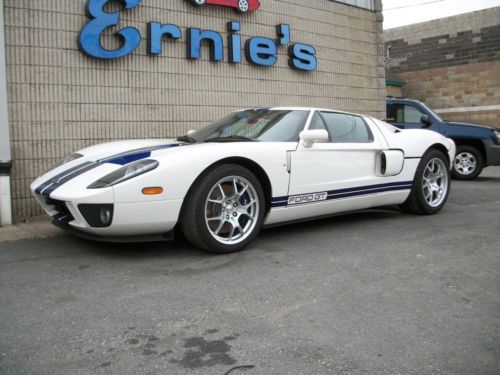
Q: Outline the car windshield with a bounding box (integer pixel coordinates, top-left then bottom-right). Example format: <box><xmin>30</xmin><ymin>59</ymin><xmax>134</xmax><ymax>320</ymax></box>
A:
<box><xmin>182</xmin><ymin>109</ymin><xmax>310</xmax><ymax>143</ymax></box>
<box><xmin>419</xmin><ymin>101</ymin><xmax>443</xmax><ymax>122</ymax></box>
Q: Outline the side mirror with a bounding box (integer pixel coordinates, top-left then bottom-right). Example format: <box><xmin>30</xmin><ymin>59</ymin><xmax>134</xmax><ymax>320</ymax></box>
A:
<box><xmin>300</xmin><ymin>129</ymin><xmax>329</xmax><ymax>148</ymax></box>
<box><xmin>420</xmin><ymin>115</ymin><xmax>432</xmax><ymax>127</ymax></box>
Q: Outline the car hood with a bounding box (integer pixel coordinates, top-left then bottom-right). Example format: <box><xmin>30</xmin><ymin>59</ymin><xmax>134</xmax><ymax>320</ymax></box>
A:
<box><xmin>77</xmin><ymin>139</ymin><xmax>179</xmax><ymax>162</ymax></box>
<box><xmin>443</xmin><ymin>121</ymin><xmax>494</xmax><ymax>132</ymax></box>
<box><xmin>30</xmin><ymin>139</ymin><xmax>186</xmax><ymax>196</ymax></box>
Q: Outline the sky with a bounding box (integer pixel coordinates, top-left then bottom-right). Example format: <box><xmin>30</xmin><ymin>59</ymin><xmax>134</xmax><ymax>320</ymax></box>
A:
<box><xmin>383</xmin><ymin>0</ymin><xmax>500</xmax><ymax>29</ymax></box>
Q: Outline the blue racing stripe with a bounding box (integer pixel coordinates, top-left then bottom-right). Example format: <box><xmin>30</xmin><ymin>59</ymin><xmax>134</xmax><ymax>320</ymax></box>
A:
<box><xmin>100</xmin><ymin>144</ymin><xmax>181</xmax><ymax>165</ymax></box>
<box><xmin>104</xmin><ymin>151</ymin><xmax>151</xmax><ymax>165</ymax></box>
<box><xmin>35</xmin><ymin>161</ymin><xmax>97</xmax><ymax>196</ymax></box>
<box><xmin>39</xmin><ymin>162</ymin><xmax>101</xmax><ymax>197</ymax></box>
<box><xmin>272</xmin><ymin>181</ymin><xmax>413</xmax><ymax>208</ymax></box>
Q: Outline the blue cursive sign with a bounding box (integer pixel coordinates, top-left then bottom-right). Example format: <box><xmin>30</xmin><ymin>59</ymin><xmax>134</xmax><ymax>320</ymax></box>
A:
<box><xmin>78</xmin><ymin>0</ymin><xmax>142</xmax><ymax>59</ymax></box>
<box><xmin>78</xmin><ymin>0</ymin><xmax>317</xmax><ymax>71</ymax></box>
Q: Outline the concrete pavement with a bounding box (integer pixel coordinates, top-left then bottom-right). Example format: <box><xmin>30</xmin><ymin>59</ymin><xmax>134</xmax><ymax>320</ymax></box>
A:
<box><xmin>1</xmin><ymin>167</ymin><xmax>499</xmax><ymax>374</ymax></box>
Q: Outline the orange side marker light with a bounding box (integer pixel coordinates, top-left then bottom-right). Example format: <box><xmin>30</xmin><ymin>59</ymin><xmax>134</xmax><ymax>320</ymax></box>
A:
<box><xmin>142</xmin><ymin>187</ymin><xmax>163</xmax><ymax>195</ymax></box>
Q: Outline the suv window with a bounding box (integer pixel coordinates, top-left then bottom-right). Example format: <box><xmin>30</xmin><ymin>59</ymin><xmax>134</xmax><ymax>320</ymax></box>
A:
<box><xmin>392</xmin><ymin>104</ymin><xmax>424</xmax><ymax>123</ymax></box>
<box><xmin>310</xmin><ymin>112</ymin><xmax>372</xmax><ymax>143</ymax></box>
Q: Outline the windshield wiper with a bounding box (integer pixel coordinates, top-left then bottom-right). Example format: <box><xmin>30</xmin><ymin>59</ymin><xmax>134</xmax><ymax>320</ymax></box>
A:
<box><xmin>204</xmin><ymin>136</ymin><xmax>257</xmax><ymax>143</ymax></box>
<box><xmin>176</xmin><ymin>135</ymin><xmax>196</xmax><ymax>143</ymax></box>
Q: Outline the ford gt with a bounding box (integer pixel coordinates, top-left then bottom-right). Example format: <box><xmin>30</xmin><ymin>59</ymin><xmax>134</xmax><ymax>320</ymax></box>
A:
<box><xmin>31</xmin><ymin>108</ymin><xmax>456</xmax><ymax>253</ymax></box>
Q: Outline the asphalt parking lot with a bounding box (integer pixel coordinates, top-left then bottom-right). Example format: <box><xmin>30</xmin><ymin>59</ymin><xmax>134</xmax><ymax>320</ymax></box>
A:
<box><xmin>1</xmin><ymin>167</ymin><xmax>499</xmax><ymax>375</ymax></box>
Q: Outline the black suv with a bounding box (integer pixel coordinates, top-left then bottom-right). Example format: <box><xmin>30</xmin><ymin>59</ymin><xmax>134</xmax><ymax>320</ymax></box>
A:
<box><xmin>386</xmin><ymin>97</ymin><xmax>500</xmax><ymax>179</ymax></box>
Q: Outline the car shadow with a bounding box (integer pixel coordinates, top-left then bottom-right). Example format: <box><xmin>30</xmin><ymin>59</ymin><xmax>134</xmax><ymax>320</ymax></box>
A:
<box><xmin>473</xmin><ymin>176</ymin><xmax>500</xmax><ymax>182</ymax></box>
<box><xmin>260</xmin><ymin>206</ymin><xmax>403</xmax><ymax>237</ymax></box>
<box><xmin>57</xmin><ymin>232</ymin><xmax>205</xmax><ymax>259</ymax></box>
<box><xmin>49</xmin><ymin>206</ymin><xmax>404</xmax><ymax>262</ymax></box>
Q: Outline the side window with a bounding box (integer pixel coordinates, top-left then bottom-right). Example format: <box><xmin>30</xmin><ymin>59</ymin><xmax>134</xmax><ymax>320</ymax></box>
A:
<box><xmin>320</xmin><ymin>112</ymin><xmax>373</xmax><ymax>143</ymax></box>
<box><xmin>404</xmin><ymin>105</ymin><xmax>424</xmax><ymax>123</ymax></box>
<box><xmin>393</xmin><ymin>104</ymin><xmax>424</xmax><ymax>123</ymax></box>
<box><xmin>308</xmin><ymin>112</ymin><xmax>327</xmax><ymax>130</ymax></box>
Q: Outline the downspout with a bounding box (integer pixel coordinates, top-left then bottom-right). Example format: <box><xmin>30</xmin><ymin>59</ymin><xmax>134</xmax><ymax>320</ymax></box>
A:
<box><xmin>0</xmin><ymin>0</ymin><xmax>13</xmax><ymax>225</ymax></box>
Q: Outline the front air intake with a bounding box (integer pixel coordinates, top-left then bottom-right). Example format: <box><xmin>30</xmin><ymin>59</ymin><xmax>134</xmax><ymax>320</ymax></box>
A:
<box><xmin>78</xmin><ymin>204</ymin><xmax>114</xmax><ymax>228</ymax></box>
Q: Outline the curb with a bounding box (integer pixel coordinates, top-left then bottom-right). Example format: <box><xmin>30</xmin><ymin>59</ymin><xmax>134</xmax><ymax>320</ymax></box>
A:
<box><xmin>0</xmin><ymin>219</ymin><xmax>60</xmax><ymax>242</ymax></box>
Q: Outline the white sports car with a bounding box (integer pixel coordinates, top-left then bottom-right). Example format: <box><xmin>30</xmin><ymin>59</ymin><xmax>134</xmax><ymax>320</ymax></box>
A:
<box><xmin>31</xmin><ymin>108</ymin><xmax>455</xmax><ymax>253</ymax></box>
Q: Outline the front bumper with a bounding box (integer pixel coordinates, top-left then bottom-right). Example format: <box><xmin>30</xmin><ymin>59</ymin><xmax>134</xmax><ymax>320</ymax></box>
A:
<box><xmin>484</xmin><ymin>140</ymin><xmax>500</xmax><ymax>166</ymax></box>
<box><xmin>33</xmin><ymin>191</ymin><xmax>183</xmax><ymax>239</ymax></box>
<box><xmin>51</xmin><ymin>218</ymin><xmax>174</xmax><ymax>243</ymax></box>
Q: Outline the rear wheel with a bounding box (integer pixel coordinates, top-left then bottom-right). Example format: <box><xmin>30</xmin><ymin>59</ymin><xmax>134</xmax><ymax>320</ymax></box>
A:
<box><xmin>452</xmin><ymin>145</ymin><xmax>484</xmax><ymax>180</ymax></box>
<box><xmin>400</xmin><ymin>149</ymin><xmax>450</xmax><ymax>215</ymax></box>
<box><xmin>181</xmin><ymin>164</ymin><xmax>265</xmax><ymax>253</ymax></box>
<box><xmin>191</xmin><ymin>0</ymin><xmax>206</xmax><ymax>6</ymax></box>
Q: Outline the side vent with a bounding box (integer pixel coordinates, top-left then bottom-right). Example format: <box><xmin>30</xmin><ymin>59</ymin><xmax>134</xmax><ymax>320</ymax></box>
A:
<box><xmin>376</xmin><ymin>150</ymin><xmax>404</xmax><ymax>176</ymax></box>
<box><xmin>380</xmin><ymin>152</ymin><xmax>387</xmax><ymax>175</ymax></box>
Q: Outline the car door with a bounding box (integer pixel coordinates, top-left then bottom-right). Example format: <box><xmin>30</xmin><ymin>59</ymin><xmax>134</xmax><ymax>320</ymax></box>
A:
<box><xmin>388</xmin><ymin>102</ymin><xmax>437</xmax><ymax>130</ymax></box>
<box><xmin>287</xmin><ymin>111</ymin><xmax>386</xmax><ymax>211</ymax></box>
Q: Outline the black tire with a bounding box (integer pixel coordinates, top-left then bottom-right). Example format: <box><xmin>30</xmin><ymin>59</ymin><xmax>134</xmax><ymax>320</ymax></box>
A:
<box><xmin>400</xmin><ymin>149</ymin><xmax>450</xmax><ymax>215</ymax></box>
<box><xmin>451</xmin><ymin>145</ymin><xmax>484</xmax><ymax>180</ymax></box>
<box><xmin>180</xmin><ymin>164</ymin><xmax>265</xmax><ymax>254</ymax></box>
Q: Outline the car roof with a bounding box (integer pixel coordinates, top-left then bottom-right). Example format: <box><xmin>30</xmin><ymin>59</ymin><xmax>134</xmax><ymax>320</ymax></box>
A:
<box><xmin>241</xmin><ymin>107</ymin><xmax>363</xmax><ymax>117</ymax></box>
<box><xmin>386</xmin><ymin>97</ymin><xmax>423</xmax><ymax>105</ymax></box>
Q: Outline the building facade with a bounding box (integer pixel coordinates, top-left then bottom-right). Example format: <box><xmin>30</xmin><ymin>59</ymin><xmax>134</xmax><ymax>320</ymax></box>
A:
<box><xmin>0</xmin><ymin>0</ymin><xmax>385</xmax><ymax>223</ymax></box>
<box><xmin>385</xmin><ymin>7</ymin><xmax>500</xmax><ymax>127</ymax></box>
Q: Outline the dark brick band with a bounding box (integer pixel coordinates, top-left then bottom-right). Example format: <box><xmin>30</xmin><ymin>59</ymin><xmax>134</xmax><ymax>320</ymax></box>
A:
<box><xmin>387</xmin><ymin>24</ymin><xmax>500</xmax><ymax>73</ymax></box>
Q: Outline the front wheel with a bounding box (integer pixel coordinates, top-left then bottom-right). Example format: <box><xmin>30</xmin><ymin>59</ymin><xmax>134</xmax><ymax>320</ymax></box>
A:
<box><xmin>237</xmin><ymin>0</ymin><xmax>250</xmax><ymax>12</ymax></box>
<box><xmin>452</xmin><ymin>145</ymin><xmax>484</xmax><ymax>180</ymax></box>
<box><xmin>180</xmin><ymin>164</ymin><xmax>265</xmax><ymax>253</ymax></box>
<box><xmin>191</xmin><ymin>0</ymin><xmax>206</xmax><ymax>6</ymax></box>
<box><xmin>400</xmin><ymin>149</ymin><xmax>450</xmax><ymax>215</ymax></box>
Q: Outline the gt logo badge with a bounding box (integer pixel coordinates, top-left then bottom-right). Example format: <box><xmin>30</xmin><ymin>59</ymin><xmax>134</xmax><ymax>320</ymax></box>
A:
<box><xmin>288</xmin><ymin>192</ymin><xmax>328</xmax><ymax>205</ymax></box>
<box><xmin>190</xmin><ymin>0</ymin><xmax>261</xmax><ymax>13</ymax></box>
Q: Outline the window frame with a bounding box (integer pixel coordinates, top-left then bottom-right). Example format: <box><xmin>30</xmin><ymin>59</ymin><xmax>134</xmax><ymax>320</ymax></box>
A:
<box><xmin>309</xmin><ymin>110</ymin><xmax>374</xmax><ymax>144</ymax></box>
<box><xmin>393</xmin><ymin>104</ymin><xmax>425</xmax><ymax>124</ymax></box>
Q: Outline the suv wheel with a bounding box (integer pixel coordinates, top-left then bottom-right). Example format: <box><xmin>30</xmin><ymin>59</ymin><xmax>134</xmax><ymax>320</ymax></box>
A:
<box><xmin>452</xmin><ymin>145</ymin><xmax>484</xmax><ymax>180</ymax></box>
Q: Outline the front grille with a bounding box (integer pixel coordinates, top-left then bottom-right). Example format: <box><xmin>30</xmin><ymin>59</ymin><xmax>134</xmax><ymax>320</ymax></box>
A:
<box><xmin>45</xmin><ymin>198</ymin><xmax>74</xmax><ymax>224</ymax></box>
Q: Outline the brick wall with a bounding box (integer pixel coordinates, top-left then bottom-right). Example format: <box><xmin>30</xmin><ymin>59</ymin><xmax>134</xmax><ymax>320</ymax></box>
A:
<box><xmin>4</xmin><ymin>0</ymin><xmax>386</xmax><ymax>220</ymax></box>
<box><xmin>385</xmin><ymin>7</ymin><xmax>500</xmax><ymax>128</ymax></box>
<box><xmin>397</xmin><ymin>61</ymin><xmax>500</xmax><ymax>126</ymax></box>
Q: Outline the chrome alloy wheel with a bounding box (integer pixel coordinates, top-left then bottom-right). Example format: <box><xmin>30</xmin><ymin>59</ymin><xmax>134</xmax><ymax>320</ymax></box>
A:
<box><xmin>204</xmin><ymin>176</ymin><xmax>259</xmax><ymax>245</ymax></box>
<box><xmin>454</xmin><ymin>152</ymin><xmax>477</xmax><ymax>176</ymax></box>
<box><xmin>238</xmin><ymin>0</ymin><xmax>249</xmax><ymax>12</ymax></box>
<box><xmin>422</xmin><ymin>158</ymin><xmax>449</xmax><ymax>207</ymax></box>
<box><xmin>193</xmin><ymin>0</ymin><xmax>206</xmax><ymax>5</ymax></box>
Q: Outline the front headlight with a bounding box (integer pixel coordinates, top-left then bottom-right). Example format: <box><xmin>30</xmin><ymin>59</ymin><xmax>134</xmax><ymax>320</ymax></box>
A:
<box><xmin>87</xmin><ymin>159</ymin><xmax>159</xmax><ymax>189</ymax></box>
<box><xmin>494</xmin><ymin>130</ymin><xmax>500</xmax><ymax>144</ymax></box>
